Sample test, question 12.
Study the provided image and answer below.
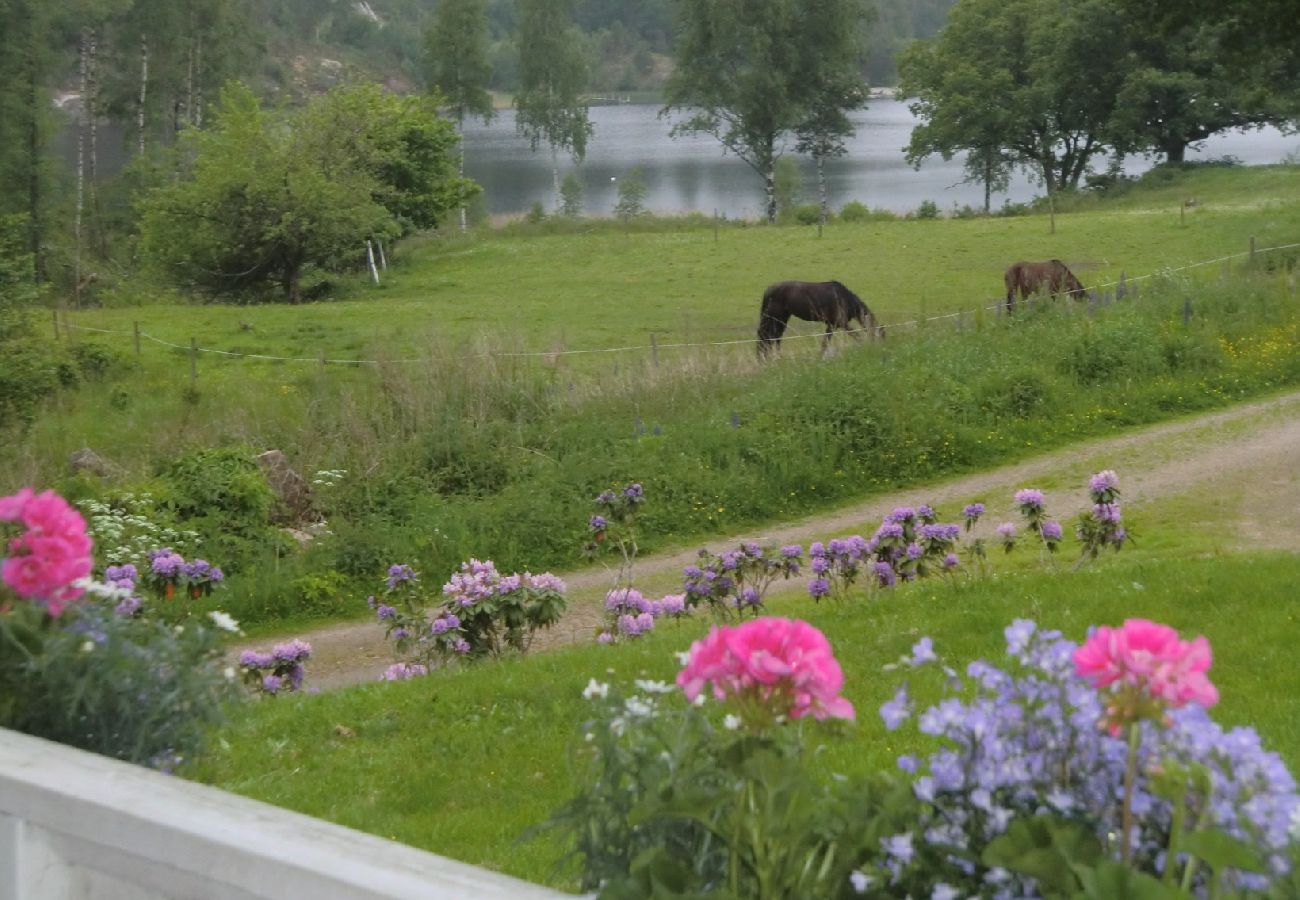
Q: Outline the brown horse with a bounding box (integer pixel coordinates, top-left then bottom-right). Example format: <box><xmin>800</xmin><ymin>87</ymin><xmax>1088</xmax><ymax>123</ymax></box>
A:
<box><xmin>1003</xmin><ymin>260</ymin><xmax>1086</xmax><ymax>312</ymax></box>
<box><xmin>757</xmin><ymin>280</ymin><xmax>883</xmax><ymax>357</ymax></box>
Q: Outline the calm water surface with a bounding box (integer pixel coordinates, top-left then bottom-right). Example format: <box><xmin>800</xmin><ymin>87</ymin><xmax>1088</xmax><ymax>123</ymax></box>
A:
<box><xmin>462</xmin><ymin>99</ymin><xmax>1300</xmax><ymax>219</ymax></box>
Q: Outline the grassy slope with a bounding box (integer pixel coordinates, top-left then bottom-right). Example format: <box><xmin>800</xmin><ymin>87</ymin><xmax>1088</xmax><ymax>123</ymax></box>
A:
<box><xmin>192</xmin><ymin>549</ymin><xmax>1300</xmax><ymax>890</ymax></box>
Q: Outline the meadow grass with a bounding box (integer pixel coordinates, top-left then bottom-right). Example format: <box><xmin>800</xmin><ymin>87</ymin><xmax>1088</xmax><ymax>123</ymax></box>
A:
<box><xmin>67</xmin><ymin>165</ymin><xmax>1300</xmax><ymax>358</ymax></box>
<box><xmin>191</xmin><ymin>550</ymin><xmax>1300</xmax><ymax>889</ymax></box>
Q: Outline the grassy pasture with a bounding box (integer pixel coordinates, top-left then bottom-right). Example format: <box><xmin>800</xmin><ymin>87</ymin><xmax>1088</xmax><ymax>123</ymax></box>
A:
<box><xmin>191</xmin><ymin>549</ymin><xmax>1300</xmax><ymax>889</ymax></box>
<box><xmin>65</xmin><ymin>166</ymin><xmax>1300</xmax><ymax>361</ymax></box>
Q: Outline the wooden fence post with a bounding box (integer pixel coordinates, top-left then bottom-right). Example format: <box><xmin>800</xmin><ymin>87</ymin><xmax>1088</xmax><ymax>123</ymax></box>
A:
<box><xmin>52</xmin><ymin>308</ymin><xmax>60</xmax><ymax>340</ymax></box>
<box><xmin>1249</xmin><ymin>235</ymin><xmax>1257</xmax><ymax>265</ymax></box>
<box><xmin>366</xmin><ymin>241</ymin><xmax>380</xmax><ymax>284</ymax></box>
<box><xmin>133</xmin><ymin>321</ymin><xmax>141</xmax><ymax>355</ymax></box>
<box><xmin>1183</xmin><ymin>298</ymin><xmax>1192</xmax><ymax>326</ymax></box>
<box><xmin>190</xmin><ymin>338</ymin><xmax>198</xmax><ymax>386</ymax></box>
<box><xmin>713</xmin><ymin>209</ymin><xmax>719</xmax><ymax>243</ymax></box>
<box><xmin>650</xmin><ymin>332</ymin><xmax>659</xmax><ymax>368</ymax></box>
<box><xmin>1116</xmin><ymin>272</ymin><xmax>1126</xmax><ymax>301</ymax></box>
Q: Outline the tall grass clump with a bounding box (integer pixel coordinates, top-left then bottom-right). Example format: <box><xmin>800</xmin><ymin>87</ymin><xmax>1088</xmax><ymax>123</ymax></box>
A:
<box><xmin>7</xmin><ymin>274</ymin><xmax>1300</xmax><ymax>627</ymax></box>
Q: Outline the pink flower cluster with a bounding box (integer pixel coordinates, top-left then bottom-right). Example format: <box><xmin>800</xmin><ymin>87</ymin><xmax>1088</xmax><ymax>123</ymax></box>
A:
<box><xmin>1074</xmin><ymin>618</ymin><xmax>1218</xmax><ymax>724</ymax></box>
<box><xmin>0</xmin><ymin>488</ymin><xmax>94</xmax><ymax>616</ymax></box>
<box><xmin>676</xmin><ymin>617</ymin><xmax>854</xmax><ymax>722</ymax></box>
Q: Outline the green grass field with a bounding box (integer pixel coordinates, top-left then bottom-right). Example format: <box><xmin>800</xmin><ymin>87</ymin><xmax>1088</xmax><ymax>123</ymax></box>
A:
<box><xmin>67</xmin><ymin>165</ymin><xmax>1300</xmax><ymax>363</ymax></box>
<box><xmin>191</xmin><ymin>548</ymin><xmax>1300</xmax><ymax>890</ymax></box>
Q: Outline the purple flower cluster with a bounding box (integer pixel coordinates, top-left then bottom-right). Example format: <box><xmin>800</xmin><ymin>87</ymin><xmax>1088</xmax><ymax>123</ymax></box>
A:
<box><xmin>683</xmin><ymin>542</ymin><xmax>799</xmax><ymax>616</ymax></box>
<box><xmin>597</xmin><ymin>588</ymin><xmax>688</xmax><ymax>642</ymax></box>
<box><xmin>239</xmin><ymin>639</ymin><xmax>312</xmax><ymax>695</ymax></box>
<box><xmin>1076</xmin><ymin>472</ymin><xmax>1129</xmax><ymax>559</ymax></box>
<box><xmin>144</xmin><ymin>547</ymin><xmax>224</xmax><ymax>597</ymax></box>
<box><xmin>105</xmin><ymin>563</ymin><xmax>138</xmax><ymax>590</ymax></box>
<box><xmin>806</xmin><ymin>506</ymin><xmax>964</xmax><ymax>598</ymax></box>
<box><xmin>386</xmin><ymin>563</ymin><xmax>416</xmax><ymax>590</ymax></box>
<box><xmin>1013</xmin><ymin>488</ymin><xmax>1045</xmax><ymax>513</ymax></box>
<box><xmin>877</xmin><ymin>622</ymin><xmax>1299</xmax><ymax>893</ymax></box>
<box><xmin>148</xmin><ymin>548</ymin><xmax>185</xmax><ymax>578</ymax></box>
<box><xmin>380</xmin><ymin>662</ymin><xmax>429</xmax><ymax>681</ymax></box>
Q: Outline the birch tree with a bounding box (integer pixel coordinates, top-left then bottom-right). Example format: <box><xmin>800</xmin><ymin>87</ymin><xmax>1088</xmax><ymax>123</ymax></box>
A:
<box><xmin>664</xmin><ymin>0</ymin><xmax>868</xmax><ymax>223</ymax></box>
<box><xmin>514</xmin><ymin>0</ymin><xmax>593</xmax><ymax>207</ymax></box>
<box><xmin>425</xmin><ymin>0</ymin><xmax>494</xmax><ymax>232</ymax></box>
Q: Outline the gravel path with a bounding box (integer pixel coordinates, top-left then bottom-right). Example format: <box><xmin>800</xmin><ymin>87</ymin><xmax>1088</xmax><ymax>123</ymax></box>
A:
<box><xmin>234</xmin><ymin>390</ymin><xmax>1300</xmax><ymax>690</ymax></box>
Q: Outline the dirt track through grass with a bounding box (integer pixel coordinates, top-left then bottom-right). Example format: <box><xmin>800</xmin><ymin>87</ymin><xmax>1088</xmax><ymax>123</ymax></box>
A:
<box><xmin>239</xmin><ymin>389</ymin><xmax>1300</xmax><ymax>689</ymax></box>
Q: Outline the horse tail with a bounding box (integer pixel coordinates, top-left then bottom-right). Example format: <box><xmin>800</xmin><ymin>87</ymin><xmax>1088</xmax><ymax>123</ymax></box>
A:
<box><xmin>757</xmin><ymin>284</ymin><xmax>788</xmax><ymax>357</ymax></box>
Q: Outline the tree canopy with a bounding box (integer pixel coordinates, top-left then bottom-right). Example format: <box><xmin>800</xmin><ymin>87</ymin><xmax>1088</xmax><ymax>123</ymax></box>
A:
<box><xmin>663</xmin><ymin>0</ymin><xmax>869</xmax><ymax>223</ymax></box>
<box><xmin>139</xmin><ymin>83</ymin><xmax>476</xmax><ymax>302</ymax></box>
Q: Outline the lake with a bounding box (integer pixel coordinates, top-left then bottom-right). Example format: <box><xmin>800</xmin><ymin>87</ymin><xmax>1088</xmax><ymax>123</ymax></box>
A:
<box><xmin>461</xmin><ymin>99</ymin><xmax>1300</xmax><ymax>219</ymax></box>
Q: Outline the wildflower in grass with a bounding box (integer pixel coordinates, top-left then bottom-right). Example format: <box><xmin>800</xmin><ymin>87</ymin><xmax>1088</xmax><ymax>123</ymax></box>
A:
<box><xmin>622</xmin><ymin>483</ymin><xmax>644</xmax><ymax>502</ymax></box>
<box><xmin>962</xmin><ymin>503</ymin><xmax>985</xmax><ymax>531</ymax></box>
<box><xmin>1014</xmin><ymin>488</ymin><xmax>1044</xmax><ymax>513</ymax></box>
<box><xmin>206</xmin><ymin>610</ymin><xmax>241</xmax><ymax>634</ymax></box>
<box><xmin>942</xmin><ymin>553</ymin><xmax>960</xmax><ymax>570</ymax></box>
<box><xmin>596</xmin><ymin>490</ymin><xmax>617</xmax><ymax>506</ymax></box>
<box><xmin>676</xmin><ymin>617</ymin><xmax>853</xmax><ymax>727</ymax></box>
<box><xmin>589</xmin><ymin>515</ymin><xmax>607</xmax><ymax>532</ymax></box>
<box><xmin>380</xmin><ymin>662</ymin><xmax>428</xmax><ymax>681</ymax></box>
<box><xmin>880</xmin><ymin>686</ymin><xmax>911</xmax><ymax>731</ymax></box>
<box><xmin>917</xmin><ymin>504</ymin><xmax>936</xmax><ymax>522</ymax></box>
<box><xmin>114</xmin><ymin>596</ymin><xmax>142</xmax><ymax>617</ymax></box>
<box><xmin>995</xmin><ymin>522</ymin><xmax>1017</xmax><ymax>552</ymax></box>
<box><xmin>1089</xmin><ymin>469</ymin><xmax>1121</xmax><ymax>503</ymax></box>
<box><xmin>808</xmin><ymin>577</ymin><xmax>831</xmax><ymax>600</ymax></box>
<box><xmin>241</xmin><ymin>639</ymin><xmax>311</xmax><ymax>695</ymax></box>
<box><xmin>0</xmin><ymin>488</ymin><xmax>94</xmax><ymax>615</ymax></box>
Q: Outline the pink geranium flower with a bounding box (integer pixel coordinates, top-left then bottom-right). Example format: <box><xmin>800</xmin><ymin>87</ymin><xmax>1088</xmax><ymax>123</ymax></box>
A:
<box><xmin>1074</xmin><ymin>618</ymin><xmax>1218</xmax><ymax>730</ymax></box>
<box><xmin>677</xmin><ymin>617</ymin><xmax>854</xmax><ymax>724</ymax></box>
<box><xmin>0</xmin><ymin>488</ymin><xmax>94</xmax><ymax>616</ymax></box>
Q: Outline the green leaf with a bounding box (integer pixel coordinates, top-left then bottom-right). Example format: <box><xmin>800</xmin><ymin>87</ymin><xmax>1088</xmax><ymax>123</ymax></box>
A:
<box><xmin>982</xmin><ymin>816</ymin><xmax>1103</xmax><ymax>896</ymax></box>
<box><xmin>1074</xmin><ymin>860</ymin><xmax>1192</xmax><ymax>900</ymax></box>
<box><xmin>1180</xmin><ymin>828</ymin><xmax>1267</xmax><ymax>874</ymax></box>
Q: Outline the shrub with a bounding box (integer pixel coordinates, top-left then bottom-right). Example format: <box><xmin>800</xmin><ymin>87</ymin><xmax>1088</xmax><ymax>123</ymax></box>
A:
<box><xmin>613</xmin><ymin>166</ymin><xmax>648</xmax><ymax>221</ymax></box>
<box><xmin>156</xmin><ymin>447</ymin><xmax>281</xmax><ymax>568</ymax></box>
<box><xmin>916</xmin><ymin>199</ymin><xmax>940</xmax><ymax>219</ymax></box>
<box><xmin>839</xmin><ymin>200</ymin><xmax>872</xmax><ymax>222</ymax></box>
<box><xmin>559</xmin><ymin>172</ymin><xmax>583</xmax><ymax>218</ymax></box>
<box><xmin>793</xmin><ymin>203</ymin><xmax>824</xmax><ymax>225</ymax></box>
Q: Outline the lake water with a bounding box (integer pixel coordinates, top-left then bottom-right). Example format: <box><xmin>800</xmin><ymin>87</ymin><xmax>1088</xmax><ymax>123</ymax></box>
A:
<box><xmin>462</xmin><ymin>99</ymin><xmax>1300</xmax><ymax>219</ymax></box>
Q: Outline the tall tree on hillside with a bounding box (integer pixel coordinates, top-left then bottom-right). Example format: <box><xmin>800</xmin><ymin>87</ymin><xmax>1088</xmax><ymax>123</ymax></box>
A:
<box><xmin>514</xmin><ymin>0</ymin><xmax>593</xmax><ymax>207</ymax></box>
<box><xmin>663</xmin><ymin>0</ymin><xmax>868</xmax><ymax>223</ymax></box>
<box><xmin>899</xmin><ymin>0</ymin><xmax>1133</xmax><ymax>209</ymax></box>
<box><xmin>425</xmin><ymin>0</ymin><xmax>495</xmax><ymax>232</ymax></box>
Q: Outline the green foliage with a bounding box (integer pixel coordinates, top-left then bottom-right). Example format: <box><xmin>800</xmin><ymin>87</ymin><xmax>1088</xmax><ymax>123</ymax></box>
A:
<box><xmin>525</xmin><ymin>200</ymin><xmax>547</xmax><ymax>224</ymax></box>
<box><xmin>793</xmin><ymin>203</ymin><xmax>824</xmax><ymax>226</ymax></box>
<box><xmin>424</xmin><ymin>0</ymin><xmax>495</xmax><ymax>128</ymax></box>
<box><xmin>772</xmin><ymin>157</ymin><xmax>802</xmax><ymax>222</ymax></box>
<box><xmin>138</xmin><ymin>82</ymin><xmax>475</xmax><ymax>303</ymax></box>
<box><xmin>156</xmin><ymin>446</ymin><xmax>280</xmax><ymax>568</ymax></box>
<box><xmin>916</xmin><ymin>199</ymin><xmax>940</xmax><ymax>219</ymax></box>
<box><xmin>559</xmin><ymin>171</ymin><xmax>584</xmax><ymax>217</ymax></box>
<box><xmin>664</xmin><ymin>0</ymin><xmax>868</xmax><ymax>222</ymax></box>
<box><xmin>614</xmin><ymin>166</ymin><xmax>648</xmax><ymax>221</ymax></box>
<box><xmin>0</xmin><ymin>600</ymin><xmax>235</xmax><ymax>768</ymax></box>
<box><xmin>515</xmin><ymin>0</ymin><xmax>593</xmax><ymax>164</ymax></box>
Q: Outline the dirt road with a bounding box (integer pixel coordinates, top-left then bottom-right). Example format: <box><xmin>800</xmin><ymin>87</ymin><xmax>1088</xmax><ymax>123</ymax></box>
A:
<box><xmin>235</xmin><ymin>390</ymin><xmax>1300</xmax><ymax>690</ymax></box>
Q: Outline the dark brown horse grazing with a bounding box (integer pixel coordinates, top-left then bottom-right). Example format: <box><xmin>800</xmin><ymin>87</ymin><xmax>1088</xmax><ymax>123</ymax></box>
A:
<box><xmin>757</xmin><ymin>280</ymin><xmax>883</xmax><ymax>357</ymax></box>
<box><xmin>1003</xmin><ymin>260</ymin><xmax>1087</xmax><ymax>312</ymax></box>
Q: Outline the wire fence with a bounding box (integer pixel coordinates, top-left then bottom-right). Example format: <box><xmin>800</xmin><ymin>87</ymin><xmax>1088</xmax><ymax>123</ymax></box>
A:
<box><xmin>56</xmin><ymin>240</ymin><xmax>1300</xmax><ymax>369</ymax></box>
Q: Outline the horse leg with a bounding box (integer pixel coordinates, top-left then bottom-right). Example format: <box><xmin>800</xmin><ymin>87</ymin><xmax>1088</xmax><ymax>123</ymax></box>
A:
<box><xmin>821</xmin><ymin>324</ymin><xmax>834</xmax><ymax>356</ymax></box>
<box><xmin>757</xmin><ymin>313</ymin><xmax>788</xmax><ymax>357</ymax></box>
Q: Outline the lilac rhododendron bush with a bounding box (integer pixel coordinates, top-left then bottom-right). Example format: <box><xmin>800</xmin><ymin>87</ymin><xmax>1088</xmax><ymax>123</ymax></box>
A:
<box><xmin>549</xmin><ymin>612</ymin><xmax>1300</xmax><ymax>898</ymax></box>
<box><xmin>0</xmin><ymin>488</ymin><xmax>242</xmax><ymax>767</ymax></box>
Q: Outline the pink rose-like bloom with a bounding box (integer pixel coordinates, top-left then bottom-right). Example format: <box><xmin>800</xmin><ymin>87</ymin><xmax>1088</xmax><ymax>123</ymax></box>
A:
<box><xmin>0</xmin><ymin>488</ymin><xmax>94</xmax><ymax>616</ymax></box>
<box><xmin>676</xmin><ymin>617</ymin><xmax>854</xmax><ymax>722</ymax></box>
<box><xmin>1074</xmin><ymin>618</ymin><xmax>1218</xmax><ymax>712</ymax></box>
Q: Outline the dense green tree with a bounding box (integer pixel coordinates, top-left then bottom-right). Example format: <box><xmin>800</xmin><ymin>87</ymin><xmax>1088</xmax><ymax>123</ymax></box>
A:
<box><xmin>613</xmin><ymin>165</ymin><xmax>647</xmax><ymax>221</ymax></box>
<box><xmin>1109</xmin><ymin>24</ymin><xmax>1286</xmax><ymax>163</ymax></box>
<box><xmin>664</xmin><ymin>0</ymin><xmax>868</xmax><ymax>223</ymax></box>
<box><xmin>425</xmin><ymin>0</ymin><xmax>495</xmax><ymax>232</ymax></box>
<box><xmin>899</xmin><ymin>0</ymin><xmax>1132</xmax><ymax>200</ymax></box>
<box><xmin>139</xmin><ymin>83</ymin><xmax>476</xmax><ymax>302</ymax></box>
<box><xmin>515</xmin><ymin>0</ymin><xmax>593</xmax><ymax>206</ymax></box>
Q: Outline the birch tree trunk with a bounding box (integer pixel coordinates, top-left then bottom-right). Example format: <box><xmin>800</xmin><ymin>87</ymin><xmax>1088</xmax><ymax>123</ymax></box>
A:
<box><xmin>458</xmin><ymin>117</ymin><xmax>467</xmax><ymax>232</ymax></box>
<box><xmin>137</xmin><ymin>33</ymin><xmax>149</xmax><ymax>156</ymax></box>
<box><xmin>194</xmin><ymin>34</ymin><xmax>203</xmax><ymax>127</ymax></box>
<box><xmin>87</xmin><ymin>27</ymin><xmax>106</xmax><ymax>258</ymax></box>
<box><xmin>551</xmin><ymin>145</ymin><xmax>560</xmax><ymax>210</ymax></box>
<box><xmin>816</xmin><ymin>156</ymin><xmax>828</xmax><ymax>226</ymax></box>
<box><xmin>764</xmin><ymin>161</ymin><xmax>776</xmax><ymax>224</ymax></box>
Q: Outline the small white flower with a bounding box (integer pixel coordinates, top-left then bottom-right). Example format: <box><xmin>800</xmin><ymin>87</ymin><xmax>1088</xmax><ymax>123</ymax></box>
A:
<box><xmin>633</xmin><ymin>679</ymin><xmax>675</xmax><ymax>694</ymax></box>
<box><xmin>582</xmin><ymin>678</ymin><xmax>610</xmax><ymax>700</ymax></box>
<box><xmin>173</xmin><ymin>625</ymin><xmax>185</xmax><ymax>636</ymax></box>
<box><xmin>80</xmin><ymin>640</ymin><xmax>95</xmax><ymax>654</ymax></box>
<box><xmin>1289</xmin><ymin>804</ymin><xmax>1300</xmax><ymax>842</ymax></box>
<box><xmin>723</xmin><ymin>714</ymin><xmax>742</xmax><ymax>731</ymax></box>
<box><xmin>692</xmin><ymin>694</ymin><xmax>706</xmax><ymax>707</ymax></box>
<box><xmin>223</xmin><ymin>666</ymin><xmax>237</xmax><ymax>681</ymax></box>
<box><xmin>207</xmin><ymin>611</ymin><xmax>242</xmax><ymax>634</ymax></box>
<box><xmin>675</xmin><ymin>650</ymin><xmax>692</xmax><ymax>665</ymax></box>
<box><xmin>1132</xmin><ymin>581</ymin><xmax>1145</xmax><ymax>591</ymax></box>
<box><xmin>584</xmin><ymin>731</ymin><xmax>595</xmax><ymax>742</ymax></box>
<box><xmin>624</xmin><ymin>696</ymin><xmax>655</xmax><ymax>718</ymax></box>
